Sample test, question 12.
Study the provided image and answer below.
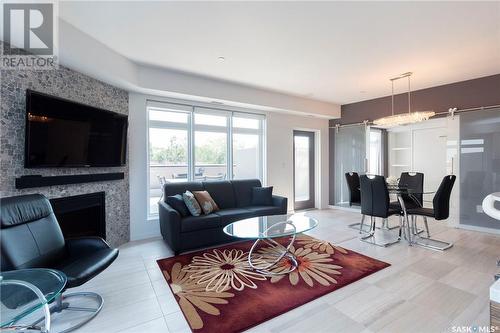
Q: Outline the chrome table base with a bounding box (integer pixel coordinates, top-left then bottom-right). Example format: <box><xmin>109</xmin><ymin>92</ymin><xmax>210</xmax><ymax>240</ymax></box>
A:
<box><xmin>248</xmin><ymin>221</ymin><xmax>299</xmax><ymax>276</ymax></box>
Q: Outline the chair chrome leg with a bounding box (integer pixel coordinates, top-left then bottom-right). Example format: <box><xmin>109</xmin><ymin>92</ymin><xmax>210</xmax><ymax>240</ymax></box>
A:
<box><xmin>398</xmin><ymin>215</ymin><xmax>403</xmax><ymax>239</ymax></box>
<box><xmin>360</xmin><ymin>216</ymin><xmax>401</xmax><ymax>247</ymax></box>
<box><xmin>413</xmin><ymin>237</ymin><xmax>453</xmax><ymax>251</ymax></box>
<box><xmin>380</xmin><ymin>217</ymin><xmax>400</xmax><ymax>230</ymax></box>
<box><xmin>31</xmin><ymin>292</ymin><xmax>103</xmax><ymax>333</ymax></box>
<box><xmin>350</xmin><ymin>214</ymin><xmax>380</xmax><ymax>233</ymax></box>
<box><xmin>411</xmin><ymin>216</ymin><xmax>453</xmax><ymax>251</ymax></box>
<box><xmin>423</xmin><ymin>216</ymin><xmax>430</xmax><ymax>237</ymax></box>
<box><xmin>358</xmin><ymin>214</ymin><xmax>366</xmax><ymax>234</ymax></box>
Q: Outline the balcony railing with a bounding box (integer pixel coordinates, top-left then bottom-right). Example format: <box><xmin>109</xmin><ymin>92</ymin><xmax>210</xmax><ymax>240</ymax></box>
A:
<box><xmin>149</xmin><ymin>164</ymin><xmax>227</xmax><ymax>214</ymax></box>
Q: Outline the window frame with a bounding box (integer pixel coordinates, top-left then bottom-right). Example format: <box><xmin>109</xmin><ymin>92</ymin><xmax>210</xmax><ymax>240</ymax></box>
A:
<box><xmin>146</xmin><ymin>101</ymin><xmax>265</xmax><ymax>218</ymax></box>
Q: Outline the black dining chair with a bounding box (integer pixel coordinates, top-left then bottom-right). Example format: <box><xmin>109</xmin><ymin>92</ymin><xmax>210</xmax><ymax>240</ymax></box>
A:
<box><xmin>345</xmin><ymin>172</ymin><xmax>369</xmax><ymax>232</ymax></box>
<box><xmin>389</xmin><ymin>172</ymin><xmax>424</xmax><ymax>234</ymax></box>
<box><xmin>359</xmin><ymin>175</ymin><xmax>403</xmax><ymax>247</ymax></box>
<box><xmin>0</xmin><ymin>194</ymin><xmax>119</xmax><ymax>332</ymax></box>
<box><xmin>406</xmin><ymin>175</ymin><xmax>456</xmax><ymax>250</ymax></box>
<box><xmin>345</xmin><ymin>172</ymin><xmax>361</xmax><ymax>206</ymax></box>
<box><xmin>390</xmin><ymin>172</ymin><xmax>424</xmax><ymax>209</ymax></box>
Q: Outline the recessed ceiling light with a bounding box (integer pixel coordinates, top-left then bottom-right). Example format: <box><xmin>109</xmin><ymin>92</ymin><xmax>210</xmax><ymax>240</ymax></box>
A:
<box><xmin>217</xmin><ymin>56</ymin><xmax>225</xmax><ymax>62</ymax></box>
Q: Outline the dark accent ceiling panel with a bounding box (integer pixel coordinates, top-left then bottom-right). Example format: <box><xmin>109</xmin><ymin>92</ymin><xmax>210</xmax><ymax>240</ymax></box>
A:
<box><xmin>334</xmin><ymin>74</ymin><xmax>500</xmax><ymax>125</ymax></box>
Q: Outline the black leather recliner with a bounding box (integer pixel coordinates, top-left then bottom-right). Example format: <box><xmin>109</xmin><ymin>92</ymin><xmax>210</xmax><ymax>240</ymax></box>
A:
<box><xmin>0</xmin><ymin>194</ymin><xmax>119</xmax><ymax>332</ymax></box>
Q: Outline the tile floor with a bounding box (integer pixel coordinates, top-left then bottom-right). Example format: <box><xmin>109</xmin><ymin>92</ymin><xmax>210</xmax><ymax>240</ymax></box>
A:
<box><xmin>63</xmin><ymin>208</ymin><xmax>499</xmax><ymax>333</ymax></box>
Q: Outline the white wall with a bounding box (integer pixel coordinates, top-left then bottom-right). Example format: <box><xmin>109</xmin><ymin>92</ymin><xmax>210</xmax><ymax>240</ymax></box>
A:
<box><xmin>129</xmin><ymin>93</ymin><xmax>330</xmax><ymax>240</ymax></box>
<box><xmin>129</xmin><ymin>93</ymin><xmax>161</xmax><ymax>240</ymax></box>
<box><xmin>266</xmin><ymin>113</ymin><xmax>330</xmax><ymax>211</ymax></box>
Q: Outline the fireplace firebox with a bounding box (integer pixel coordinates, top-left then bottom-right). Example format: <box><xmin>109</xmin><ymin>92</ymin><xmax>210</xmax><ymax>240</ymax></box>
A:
<box><xmin>49</xmin><ymin>192</ymin><xmax>106</xmax><ymax>240</ymax></box>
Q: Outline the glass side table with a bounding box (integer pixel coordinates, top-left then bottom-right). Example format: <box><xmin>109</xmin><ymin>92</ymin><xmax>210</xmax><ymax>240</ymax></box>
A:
<box><xmin>1</xmin><ymin>268</ymin><xmax>67</xmax><ymax>332</ymax></box>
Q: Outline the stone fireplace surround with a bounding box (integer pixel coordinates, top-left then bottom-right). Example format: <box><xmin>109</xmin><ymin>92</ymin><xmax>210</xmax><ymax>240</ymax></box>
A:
<box><xmin>0</xmin><ymin>63</ymin><xmax>130</xmax><ymax>247</ymax></box>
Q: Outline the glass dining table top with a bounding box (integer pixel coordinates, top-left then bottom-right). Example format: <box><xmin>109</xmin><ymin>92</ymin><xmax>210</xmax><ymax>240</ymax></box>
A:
<box><xmin>386</xmin><ymin>185</ymin><xmax>435</xmax><ymax>195</ymax></box>
<box><xmin>0</xmin><ymin>268</ymin><xmax>67</xmax><ymax>327</ymax></box>
<box><xmin>223</xmin><ymin>214</ymin><xmax>318</xmax><ymax>239</ymax></box>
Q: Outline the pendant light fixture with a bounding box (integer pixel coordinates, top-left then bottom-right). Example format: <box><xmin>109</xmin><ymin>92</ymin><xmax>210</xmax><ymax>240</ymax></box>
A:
<box><xmin>373</xmin><ymin>72</ymin><xmax>435</xmax><ymax>127</ymax></box>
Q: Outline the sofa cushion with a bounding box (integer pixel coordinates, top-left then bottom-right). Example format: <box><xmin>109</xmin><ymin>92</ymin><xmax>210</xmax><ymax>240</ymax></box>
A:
<box><xmin>231</xmin><ymin>179</ymin><xmax>262</xmax><ymax>207</ymax></box>
<box><xmin>252</xmin><ymin>186</ymin><xmax>273</xmax><ymax>206</ymax></box>
<box><xmin>193</xmin><ymin>191</ymin><xmax>219</xmax><ymax>214</ymax></box>
<box><xmin>166</xmin><ymin>195</ymin><xmax>190</xmax><ymax>217</ymax></box>
<box><xmin>214</xmin><ymin>208</ymin><xmax>253</xmax><ymax>225</ymax></box>
<box><xmin>202</xmin><ymin>181</ymin><xmax>236</xmax><ymax>209</ymax></box>
<box><xmin>164</xmin><ymin>182</ymin><xmax>204</xmax><ymax>197</ymax></box>
<box><xmin>245</xmin><ymin>206</ymin><xmax>283</xmax><ymax>216</ymax></box>
<box><xmin>181</xmin><ymin>214</ymin><xmax>221</xmax><ymax>232</ymax></box>
<box><xmin>182</xmin><ymin>191</ymin><xmax>202</xmax><ymax>216</ymax></box>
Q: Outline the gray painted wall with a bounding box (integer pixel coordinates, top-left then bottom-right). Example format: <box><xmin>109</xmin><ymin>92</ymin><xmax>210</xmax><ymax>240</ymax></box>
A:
<box><xmin>329</xmin><ymin>73</ymin><xmax>500</xmax><ymax>205</ymax></box>
<box><xmin>0</xmin><ymin>65</ymin><xmax>130</xmax><ymax>247</ymax></box>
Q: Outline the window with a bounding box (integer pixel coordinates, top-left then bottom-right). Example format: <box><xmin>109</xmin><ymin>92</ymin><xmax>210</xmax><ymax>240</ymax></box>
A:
<box><xmin>194</xmin><ymin>112</ymin><xmax>229</xmax><ymax>181</ymax></box>
<box><xmin>368</xmin><ymin>128</ymin><xmax>382</xmax><ymax>175</ymax></box>
<box><xmin>232</xmin><ymin>115</ymin><xmax>263</xmax><ymax>180</ymax></box>
<box><xmin>147</xmin><ymin>102</ymin><xmax>265</xmax><ymax>217</ymax></box>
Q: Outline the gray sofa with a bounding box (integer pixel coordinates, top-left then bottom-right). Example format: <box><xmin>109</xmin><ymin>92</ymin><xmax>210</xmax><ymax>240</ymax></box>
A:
<box><xmin>158</xmin><ymin>179</ymin><xmax>287</xmax><ymax>254</ymax></box>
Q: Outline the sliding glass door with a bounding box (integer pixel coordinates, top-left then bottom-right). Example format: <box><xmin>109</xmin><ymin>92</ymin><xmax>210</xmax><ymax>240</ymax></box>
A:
<box><xmin>333</xmin><ymin>125</ymin><xmax>367</xmax><ymax>207</ymax></box>
<box><xmin>459</xmin><ymin>107</ymin><xmax>500</xmax><ymax>230</ymax></box>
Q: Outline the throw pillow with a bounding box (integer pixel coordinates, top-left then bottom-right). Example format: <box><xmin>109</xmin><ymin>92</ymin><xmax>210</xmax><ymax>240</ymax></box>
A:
<box><xmin>193</xmin><ymin>190</ymin><xmax>219</xmax><ymax>214</ymax></box>
<box><xmin>166</xmin><ymin>194</ymin><xmax>190</xmax><ymax>217</ymax></box>
<box><xmin>251</xmin><ymin>186</ymin><xmax>273</xmax><ymax>206</ymax></box>
<box><xmin>182</xmin><ymin>191</ymin><xmax>202</xmax><ymax>216</ymax></box>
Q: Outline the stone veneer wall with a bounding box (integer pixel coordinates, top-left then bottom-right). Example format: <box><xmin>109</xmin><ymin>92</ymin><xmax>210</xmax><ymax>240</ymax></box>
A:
<box><xmin>0</xmin><ymin>65</ymin><xmax>130</xmax><ymax>247</ymax></box>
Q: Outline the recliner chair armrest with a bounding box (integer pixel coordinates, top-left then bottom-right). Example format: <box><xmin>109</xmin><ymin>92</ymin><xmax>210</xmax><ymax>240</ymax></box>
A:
<box><xmin>272</xmin><ymin>195</ymin><xmax>288</xmax><ymax>214</ymax></box>
<box><xmin>158</xmin><ymin>201</ymin><xmax>182</xmax><ymax>253</ymax></box>
<box><xmin>65</xmin><ymin>237</ymin><xmax>113</xmax><ymax>257</ymax></box>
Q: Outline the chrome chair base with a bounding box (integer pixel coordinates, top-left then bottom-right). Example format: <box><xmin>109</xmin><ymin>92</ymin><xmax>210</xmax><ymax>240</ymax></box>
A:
<box><xmin>350</xmin><ymin>216</ymin><xmax>401</xmax><ymax>233</ymax></box>
<box><xmin>348</xmin><ymin>222</ymin><xmax>373</xmax><ymax>233</ymax></box>
<box><xmin>412</xmin><ymin>236</ymin><xmax>453</xmax><ymax>251</ymax></box>
<box><xmin>32</xmin><ymin>292</ymin><xmax>103</xmax><ymax>333</ymax></box>
<box><xmin>409</xmin><ymin>216</ymin><xmax>453</xmax><ymax>251</ymax></box>
<box><xmin>359</xmin><ymin>216</ymin><xmax>401</xmax><ymax>247</ymax></box>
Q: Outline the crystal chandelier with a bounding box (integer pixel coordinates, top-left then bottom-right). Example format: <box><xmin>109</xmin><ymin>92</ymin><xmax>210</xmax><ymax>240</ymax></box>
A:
<box><xmin>373</xmin><ymin>72</ymin><xmax>435</xmax><ymax>127</ymax></box>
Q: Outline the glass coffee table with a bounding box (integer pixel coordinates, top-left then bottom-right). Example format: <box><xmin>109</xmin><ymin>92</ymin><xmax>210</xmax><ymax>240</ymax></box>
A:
<box><xmin>223</xmin><ymin>214</ymin><xmax>318</xmax><ymax>275</ymax></box>
<box><xmin>1</xmin><ymin>268</ymin><xmax>67</xmax><ymax>332</ymax></box>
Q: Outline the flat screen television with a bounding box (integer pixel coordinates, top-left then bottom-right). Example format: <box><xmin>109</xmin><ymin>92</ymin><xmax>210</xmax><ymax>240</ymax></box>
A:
<box><xmin>25</xmin><ymin>89</ymin><xmax>128</xmax><ymax>168</ymax></box>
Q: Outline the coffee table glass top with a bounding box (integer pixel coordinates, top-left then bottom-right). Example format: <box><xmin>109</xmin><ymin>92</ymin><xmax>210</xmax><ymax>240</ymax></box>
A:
<box><xmin>223</xmin><ymin>214</ymin><xmax>318</xmax><ymax>239</ymax></box>
<box><xmin>0</xmin><ymin>268</ymin><xmax>67</xmax><ymax>327</ymax></box>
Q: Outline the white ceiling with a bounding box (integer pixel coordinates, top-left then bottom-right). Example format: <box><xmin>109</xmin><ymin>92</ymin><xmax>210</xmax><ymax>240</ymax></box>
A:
<box><xmin>60</xmin><ymin>1</ymin><xmax>500</xmax><ymax>105</ymax></box>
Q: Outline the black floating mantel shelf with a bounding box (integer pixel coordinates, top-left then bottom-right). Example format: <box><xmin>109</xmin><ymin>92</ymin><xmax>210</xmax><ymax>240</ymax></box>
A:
<box><xmin>15</xmin><ymin>172</ymin><xmax>125</xmax><ymax>189</ymax></box>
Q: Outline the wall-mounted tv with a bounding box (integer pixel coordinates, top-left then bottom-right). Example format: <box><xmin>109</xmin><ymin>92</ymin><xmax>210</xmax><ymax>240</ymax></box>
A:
<box><xmin>25</xmin><ymin>89</ymin><xmax>128</xmax><ymax>168</ymax></box>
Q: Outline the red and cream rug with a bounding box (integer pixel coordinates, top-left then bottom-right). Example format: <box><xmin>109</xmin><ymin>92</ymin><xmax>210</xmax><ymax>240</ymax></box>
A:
<box><xmin>157</xmin><ymin>235</ymin><xmax>389</xmax><ymax>333</ymax></box>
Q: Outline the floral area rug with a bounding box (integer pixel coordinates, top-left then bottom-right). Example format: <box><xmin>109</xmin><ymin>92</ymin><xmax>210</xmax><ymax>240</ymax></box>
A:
<box><xmin>157</xmin><ymin>235</ymin><xmax>390</xmax><ymax>333</ymax></box>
